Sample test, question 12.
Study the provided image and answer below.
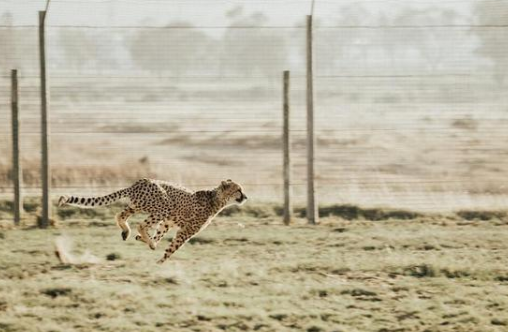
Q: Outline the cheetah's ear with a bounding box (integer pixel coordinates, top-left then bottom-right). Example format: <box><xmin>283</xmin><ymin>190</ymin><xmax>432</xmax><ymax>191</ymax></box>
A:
<box><xmin>226</xmin><ymin>179</ymin><xmax>232</xmax><ymax>182</ymax></box>
<box><xmin>221</xmin><ymin>180</ymin><xmax>228</xmax><ymax>188</ymax></box>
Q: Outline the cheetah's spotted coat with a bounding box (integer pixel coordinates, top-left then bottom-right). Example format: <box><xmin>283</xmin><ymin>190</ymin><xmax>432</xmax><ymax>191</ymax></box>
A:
<box><xmin>58</xmin><ymin>178</ymin><xmax>247</xmax><ymax>264</ymax></box>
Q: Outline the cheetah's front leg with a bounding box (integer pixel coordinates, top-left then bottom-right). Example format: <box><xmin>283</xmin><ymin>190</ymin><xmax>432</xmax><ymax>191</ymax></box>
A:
<box><xmin>156</xmin><ymin>227</ymin><xmax>196</xmax><ymax>264</ymax></box>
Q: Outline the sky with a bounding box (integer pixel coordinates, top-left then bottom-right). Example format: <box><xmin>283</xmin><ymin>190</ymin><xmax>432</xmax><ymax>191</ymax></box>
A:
<box><xmin>1</xmin><ymin>0</ymin><xmax>475</xmax><ymax>29</ymax></box>
<box><xmin>0</xmin><ymin>0</ymin><xmax>488</xmax><ymax>75</ymax></box>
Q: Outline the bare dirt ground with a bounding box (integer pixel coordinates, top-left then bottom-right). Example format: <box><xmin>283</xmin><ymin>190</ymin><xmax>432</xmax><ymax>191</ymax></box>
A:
<box><xmin>1</xmin><ymin>201</ymin><xmax>508</xmax><ymax>332</ymax></box>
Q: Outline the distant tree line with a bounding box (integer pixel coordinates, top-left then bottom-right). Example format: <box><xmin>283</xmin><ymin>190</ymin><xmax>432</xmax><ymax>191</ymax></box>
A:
<box><xmin>0</xmin><ymin>4</ymin><xmax>507</xmax><ymax>82</ymax></box>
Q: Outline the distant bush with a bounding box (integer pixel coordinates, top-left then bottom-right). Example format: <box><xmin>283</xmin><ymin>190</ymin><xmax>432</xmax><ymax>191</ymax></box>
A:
<box><xmin>3</xmin><ymin>197</ymin><xmax>508</xmax><ymax>224</ymax></box>
<box><xmin>373</xmin><ymin>93</ymin><xmax>401</xmax><ymax>103</ymax></box>
<box><xmin>221</xmin><ymin>203</ymin><xmax>423</xmax><ymax>221</ymax></box>
<box><xmin>296</xmin><ymin>204</ymin><xmax>422</xmax><ymax>221</ymax></box>
<box><xmin>0</xmin><ymin>197</ymin><xmax>39</xmax><ymax>214</ymax></box>
<box><xmin>219</xmin><ymin>204</ymin><xmax>277</xmax><ymax>218</ymax></box>
<box><xmin>456</xmin><ymin>210</ymin><xmax>507</xmax><ymax>221</ymax></box>
<box><xmin>57</xmin><ymin>206</ymin><xmax>110</xmax><ymax>220</ymax></box>
<box><xmin>451</xmin><ymin>118</ymin><xmax>478</xmax><ymax>131</ymax></box>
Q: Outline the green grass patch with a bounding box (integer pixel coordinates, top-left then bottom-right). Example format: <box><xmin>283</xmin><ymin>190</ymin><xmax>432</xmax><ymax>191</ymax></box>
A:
<box><xmin>1</xmin><ymin>210</ymin><xmax>508</xmax><ymax>332</ymax></box>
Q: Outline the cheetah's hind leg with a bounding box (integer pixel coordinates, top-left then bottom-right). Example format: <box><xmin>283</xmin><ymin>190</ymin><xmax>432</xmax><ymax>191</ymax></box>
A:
<box><xmin>116</xmin><ymin>207</ymin><xmax>135</xmax><ymax>241</ymax></box>
<box><xmin>149</xmin><ymin>219</ymin><xmax>175</xmax><ymax>250</ymax></box>
<box><xmin>135</xmin><ymin>215</ymin><xmax>163</xmax><ymax>250</ymax></box>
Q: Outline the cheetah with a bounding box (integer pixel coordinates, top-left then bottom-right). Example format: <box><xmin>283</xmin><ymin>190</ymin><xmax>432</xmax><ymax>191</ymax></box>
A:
<box><xmin>58</xmin><ymin>178</ymin><xmax>247</xmax><ymax>264</ymax></box>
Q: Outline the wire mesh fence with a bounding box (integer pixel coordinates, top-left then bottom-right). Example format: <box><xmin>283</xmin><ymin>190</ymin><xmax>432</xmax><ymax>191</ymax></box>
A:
<box><xmin>1</xmin><ymin>0</ymin><xmax>508</xmax><ymax>211</ymax></box>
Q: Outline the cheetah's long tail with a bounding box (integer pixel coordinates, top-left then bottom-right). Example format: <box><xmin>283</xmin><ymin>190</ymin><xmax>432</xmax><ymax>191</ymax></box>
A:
<box><xmin>58</xmin><ymin>188</ymin><xmax>130</xmax><ymax>209</ymax></box>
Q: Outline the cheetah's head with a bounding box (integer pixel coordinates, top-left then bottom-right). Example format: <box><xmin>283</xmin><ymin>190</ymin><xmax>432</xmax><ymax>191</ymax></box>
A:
<box><xmin>219</xmin><ymin>179</ymin><xmax>247</xmax><ymax>206</ymax></box>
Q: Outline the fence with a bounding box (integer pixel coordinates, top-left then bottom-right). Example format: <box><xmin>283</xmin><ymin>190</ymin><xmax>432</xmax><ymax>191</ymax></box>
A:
<box><xmin>2</xmin><ymin>0</ymin><xmax>508</xmax><ymax>226</ymax></box>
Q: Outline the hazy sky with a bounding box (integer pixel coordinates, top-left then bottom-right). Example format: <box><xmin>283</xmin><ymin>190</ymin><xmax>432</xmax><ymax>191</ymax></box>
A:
<box><xmin>0</xmin><ymin>0</ymin><xmax>487</xmax><ymax>75</ymax></box>
<box><xmin>2</xmin><ymin>0</ymin><xmax>475</xmax><ymax>28</ymax></box>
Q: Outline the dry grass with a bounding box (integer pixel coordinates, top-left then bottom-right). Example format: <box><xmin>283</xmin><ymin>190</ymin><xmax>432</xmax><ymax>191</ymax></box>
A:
<box><xmin>1</xmin><ymin>200</ymin><xmax>508</xmax><ymax>331</ymax></box>
<box><xmin>0</xmin><ymin>160</ymin><xmax>153</xmax><ymax>188</ymax></box>
<box><xmin>2</xmin><ymin>85</ymin><xmax>508</xmax><ymax>211</ymax></box>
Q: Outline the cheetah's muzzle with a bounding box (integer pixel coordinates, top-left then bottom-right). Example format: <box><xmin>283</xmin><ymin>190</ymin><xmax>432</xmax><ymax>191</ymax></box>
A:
<box><xmin>236</xmin><ymin>193</ymin><xmax>248</xmax><ymax>204</ymax></box>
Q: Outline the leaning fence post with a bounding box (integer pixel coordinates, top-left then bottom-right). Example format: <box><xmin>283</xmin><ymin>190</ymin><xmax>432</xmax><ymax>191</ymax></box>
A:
<box><xmin>282</xmin><ymin>71</ymin><xmax>292</xmax><ymax>225</ymax></box>
<box><xmin>11</xmin><ymin>69</ymin><xmax>22</xmax><ymax>225</ymax></box>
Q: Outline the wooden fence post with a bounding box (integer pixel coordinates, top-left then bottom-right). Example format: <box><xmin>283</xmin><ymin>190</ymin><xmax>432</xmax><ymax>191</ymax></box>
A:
<box><xmin>283</xmin><ymin>70</ymin><xmax>292</xmax><ymax>225</ymax></box>
<box><xmin>306</xmin><ymin>15</ymin><xmax>318</xmax><ymax>224</ymax></box>
<box><xmin>11</xmin><ymin>69</ymin><xmax>22</xmax><ymax>225</ymax></box>
<box><xmin>39</xmin><ymin>10</ymin><xmax>50</xmax><ymax>228</ymax></box>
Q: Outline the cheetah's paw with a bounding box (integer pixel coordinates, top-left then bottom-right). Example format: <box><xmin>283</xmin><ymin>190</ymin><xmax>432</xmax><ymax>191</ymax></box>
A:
<box><xmin>121</xmin><ymin>230</ymin><xmax>130</xmax><ymax>241</ymax></box>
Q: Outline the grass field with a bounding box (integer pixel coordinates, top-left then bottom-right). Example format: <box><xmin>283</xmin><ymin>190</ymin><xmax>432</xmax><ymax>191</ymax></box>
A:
<box><xmin>1</xmin><ymin>200</ymin><xmax>508</xmax><ymax>332</ymax></box>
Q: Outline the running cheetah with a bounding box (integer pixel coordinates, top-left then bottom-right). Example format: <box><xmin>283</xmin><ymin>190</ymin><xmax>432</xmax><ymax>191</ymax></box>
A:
<box><xmin>58</xmin><ymin>178</ymin><xmax>247</xmax><ymax>264</ymax></box>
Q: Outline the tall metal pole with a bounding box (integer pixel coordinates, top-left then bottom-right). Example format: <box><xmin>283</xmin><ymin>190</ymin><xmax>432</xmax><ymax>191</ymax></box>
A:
<box><xmin>282</xmin><ymin>70</ymin><xmax>292</xmax><ymax>225</ymax></box>
<box><xmin>11</xmin><ymin>69</ymin><xmax>22</xmax><ymax>225</ymax></box>
<box><xmin>39</xmin><ymin>10</ymin><xmax>50</xmax><ymax>228</ymax></box>
<box><xmin>306</xmin><ymin>15</ymin><xmax>318</xmax><ymax>225</ymax></box>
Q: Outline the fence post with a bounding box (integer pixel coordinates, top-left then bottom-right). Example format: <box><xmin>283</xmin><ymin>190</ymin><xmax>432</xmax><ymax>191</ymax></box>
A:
<box><xmin>306</xmin><ymin>15</ymin><xmax>318</xmax><ymax>224</ymax></box>
<box><xmin>11</xmin><ymin>69</ymin><xmax>22</xmax><ymax>225</ymax></box>
<box><xmin>39</xmin><ymin>10</ymin><xmax>50</xmax><ymax>228</ymax></box>
<box><xmin>282</xmin><ymin>71</ymin><xmax>292</xmax><ymax>225</ymax></box>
